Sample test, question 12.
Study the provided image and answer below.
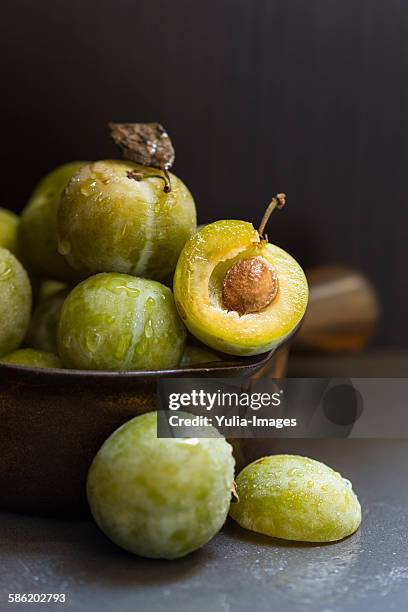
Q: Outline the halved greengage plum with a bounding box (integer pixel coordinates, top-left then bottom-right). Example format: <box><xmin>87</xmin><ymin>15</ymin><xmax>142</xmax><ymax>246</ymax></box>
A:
<box><xmin>174</xmin><ymin>195</ymin><xmax>308</xmax><ymax>356</ymax></box>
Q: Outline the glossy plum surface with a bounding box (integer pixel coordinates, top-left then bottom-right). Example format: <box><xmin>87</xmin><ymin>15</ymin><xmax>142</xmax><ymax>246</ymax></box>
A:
<box><xmin>57</xmin><ymin>160</ymin><xmax>196</xmax><ymax>281</ymax></box>
<box><xmin>0</xmin><ymin>348</ymin><xmax>62</xmax><ymax>369</ymax></box>
<box><xmin>87</xmin><ymin>412</ymin><xmax>235</xmax><ymax>559</ymax></box>
<box><xmin>0</xmin><ymin>248</ymin><xmax>31</xmax><ymax>358</ymax></box>
<box><xmin>18</xmin><ymin>162</ymin><xmax>86</xmax><ymax>281</ymax></box>
<box><xmin>180</xmin><ymin>345</ymin><xmax>221</xmax><ymax>366</ymax></box>
<box><xmin>26</xmin><ymin>288</ymin><xmax>69</xmax><ymax>354</ymax></box>
<box><xmin>230</xmin><ymin>455</ymin><xmax>361</xmax><ymax>542</ymax></box>
<box><xmin>0</xmin><ymin>208</ymin><xmax>18</xmax><ymax>254</ymax></box>
<box><xmin>58</xmin><ymin>273</ymin><xmax>186</xmax><ymax>371</ymax></box>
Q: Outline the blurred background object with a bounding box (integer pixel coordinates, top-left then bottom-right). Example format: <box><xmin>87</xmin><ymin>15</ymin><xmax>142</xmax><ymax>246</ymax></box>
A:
<box><xmin>293</xmin><ymin>265</ymin><xmax>381</xmax><ymax>353</ymax></box>
<box><xmin>2</xmin><ymin>0</ymin><xmax>408</xmax><ymax>347</ymax></box>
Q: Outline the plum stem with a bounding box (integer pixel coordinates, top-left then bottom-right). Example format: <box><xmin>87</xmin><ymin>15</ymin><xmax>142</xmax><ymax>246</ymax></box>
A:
<box><xmin>231</xmin><ymin>481</ymin><xmax>240</xmax><ymax>503</ymax></box>
<box><xmin>127</xmin><ymin>169</ymin><xmax>171</xmax><ymax>193</ymax></box>
<box><xmin>258</xmin><ymin>193</ymin><xmax>286</xmax><ymax>239</ymax></box>
<box><xmin>163</xmin><ymin>168</ymin><xmax>172</xmax><ymax>193</ymax></box>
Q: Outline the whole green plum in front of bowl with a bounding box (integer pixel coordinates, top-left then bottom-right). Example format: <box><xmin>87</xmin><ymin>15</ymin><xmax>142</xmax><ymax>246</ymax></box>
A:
<box><xmin>0</xmin><ymin>208</ymin><xmax>18</xmax><ymax>254</ymax></box>
<box><xmin>0</xmin><ymin>248</ymin><xmax>31</xmax><ymax>357</ymax></box>
<box><xmin>87</xmin><ymin>411</ymin><xmax>235</xmax><ymax>559</ymax></box>
<box><xmin>58</xmin><ymin>273</ymin><xmax>186</xmax><ymax>370</ymax></box>
<box><xmin>18</xmin><ymin>161</ymin><xmax>87</xmax><ymax>281</ymax></box>
<box><xmin>57</xmin><ymin>160</ymin><xmax>196</xmax><ymax>281</ymax></box>
<box><xmin>26</xmin><ymin>288</ymin><xmax>69</xmax><ymax>354</ymax></box>
<box><xmin>230</xmin><ymin>455</ymin><xmax>361</xmax><ymax>543</ymax></box>
<box><xmin>0</xmin><ymin>348</ymin><xmax>61</xmax><ymax>369</ymax></box>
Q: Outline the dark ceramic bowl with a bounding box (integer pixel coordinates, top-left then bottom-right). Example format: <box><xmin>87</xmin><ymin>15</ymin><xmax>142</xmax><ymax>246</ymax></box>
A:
<box><xmin>0</xmin><ymin>346</ymin><xmax>289</xmax><ymax>517</ymax></box>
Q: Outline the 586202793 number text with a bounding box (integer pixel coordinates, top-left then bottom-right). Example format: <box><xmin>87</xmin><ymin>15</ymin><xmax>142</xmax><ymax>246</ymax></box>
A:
<box><xmin>8</xmin><ymin>593</ymin><xmax>66</xmax><ymax>604</ymax></box>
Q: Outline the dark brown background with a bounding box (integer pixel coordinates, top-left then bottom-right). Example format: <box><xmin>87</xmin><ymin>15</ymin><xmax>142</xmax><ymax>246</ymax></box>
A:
<box><xmin>2</xmin><ymin>0</ymin><xmax>407</xmax><ymax>346</ymax></box>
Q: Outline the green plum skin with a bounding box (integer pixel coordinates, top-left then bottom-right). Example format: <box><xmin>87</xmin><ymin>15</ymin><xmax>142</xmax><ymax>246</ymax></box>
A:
<box><xmin>57</xmin><ymin>160</ymin><xmax>196</xmax><ymax>281</ymax></box>
<box><xmin>230</xmin><ymin>455</ymin><xmax>361</xmax><ymax>543</ymax></box>
<box><xmin>180</xmin><ymin>345</ymin><xmax>221</xmax><ymax>366</ymax></box>
<box><xmin>0</xmin><ymin>248</ymin><xmax>32</xmax><ymax>357</ymax></box>
<box><xmin>26</xmin><ymin>288</ymin><xmax>69</xmax><ymax>354</ymax></box>
<box><xmin>58</xmin><ymin>273</ymin><xmax>186</xmax><ymax>371</ymax></box>
<box><xmin>87</xmin><ymin>411</ymin><xmax>235</xmax><ymax>559</ymax></box>
<box><xmin>18</xmin><ymin>162</ymin><xmax>87</xmax><ymax>281</ymax></box>
<box><xmin>0</xmin><ymin>348</ymin><xmax>62</xmax><ymax>369</ymax></box>
<box><xmin>0</xmin><ymin>208</ymin><xmax>18</xmax><ymax>254</ymax></box>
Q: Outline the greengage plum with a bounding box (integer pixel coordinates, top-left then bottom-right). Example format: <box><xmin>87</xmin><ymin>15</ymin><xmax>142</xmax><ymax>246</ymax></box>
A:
<box><xmin>180</xmin><ymin>345</ymin><xmax>221</xmax><ymax>366</ymax></box>
<box><xmin>230</xmin><ymin>455</ymin><xmax>361</xmax><ymax>542</ymax></box>
<box><xmin>18</xmin><ymin>162</ymin><xmax>87</xmax><ymax>281</ymax></box>
<box><xmin>0</xmin><ymin>208</ymin><xmax>18</xmax><ymax>254</ymax></box>
<box><xmin>87</xmin><ymin>411</ymin><xmax>235</xmax><ymax>559</ymax></box>
<box><xmin>57</xmin><ymin>160</ymin><xmax>196</xmax><ymax>281</ymax></box>
<box><xmin>58</xmin><ymin>273</ymin><xmax>186</xmax><ymax>370</ymax></box>
<box><xmin>174</xmin><ymin>201</ymin><xmax>308</xmax><ymax>356</ymax></box>
<box><xmin>0</xmin><ymin>348</ymin><xmax>61</xmax><ymax>369</ymax></box>
<box><xmin>26</xmin><ymin>288</ymin><xmax>69</xmax><ymax>353</ymax></box>
<box><xmin>0</xmin><ymin>248</ymin><xmax>31</xmax><ymax>357</ymax></box>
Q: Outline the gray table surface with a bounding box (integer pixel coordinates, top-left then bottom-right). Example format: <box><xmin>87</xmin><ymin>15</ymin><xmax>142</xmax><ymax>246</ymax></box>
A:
<box><xmin>1</xmin><ymin>439</ymin><xmax>407</xmax><ymax>612</ymax></box>
<box><xmin>1</xmin><ymin>352</ymin><xmax>408</xmax><ymax>612</ymax></box>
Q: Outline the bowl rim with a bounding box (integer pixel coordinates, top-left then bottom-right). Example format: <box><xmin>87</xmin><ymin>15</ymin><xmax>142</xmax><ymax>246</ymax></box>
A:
<box><xmin>0</xmin><ymin>319</ymin><xmax>303</xmax><ymax>382</ymax></box>
<box><xmin>0</xmin><ymin>349</ymin><xmax>274</xmax><ymax>381</ymax></box>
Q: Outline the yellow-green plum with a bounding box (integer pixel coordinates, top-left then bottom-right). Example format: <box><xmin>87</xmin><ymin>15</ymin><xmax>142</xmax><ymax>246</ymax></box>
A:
<box><xmin>0</xmin><ymin>348</ymin><xmax>61</xmax><ymax>369</ymax></box>
<box><xmin>26</xmin><ymin>288</ymin><xmax>69</xmax><ymax>354</ymax></box>
<box><xmin>180</xmin><ymin>345</ymin><xmax>221</xmax><ymax>366</ymax></box>
<box><xmin>0</xmin><ymin>208</ymin><xmax>18</xmax><ymax>254</ymax></box>
<box><xmin>174</xmin><ymin>219</ymin><xmax>308</xmax><ymax>356</ymax></box>
<box><xmin>18</xmin><ymin>161</ymin><xmax>87</xmax><ymax>281</ymax></box>
<box><xmin>57</xmin><ymin>160</ymin><xmax>196</xmax><ymax>281</ymax></box>
<box><xmin>0</xmin><ymin>248</ymin><xmax>31</xmax><ymax>357</ymax></box>
<box><xmin>58</xmin><ymin>273</ymin><xmax>186</xmax><ymax>371</ymax></box>
<box><xmin>230</xmin><ymin>455</ymin><xmax>361</xmax><ymax>542</ymax></box>
<box><xmin>87</xmin><ymin>411</ymin><xmax>235</xmax><ymax>559</ymax></box>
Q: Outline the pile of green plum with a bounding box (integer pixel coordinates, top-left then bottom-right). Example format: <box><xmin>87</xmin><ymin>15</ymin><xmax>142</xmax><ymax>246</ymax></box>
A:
<box><xmin>87</xmin><ymin>411</ymin><xmax>361</xmax><ymax>559</ymax></box>
<box><xmin>0</xmin><ymin>123</ymin><xmax>307</xmax><ymax>370</ymax></box>
<box><xmin>0</xmin><ymin>123</ymin><xmax>361</xmax><ymax>560</ymax></box>
<box><xmin>0</xmin><ymin>157</ymin><xmax>197</xmax><ymax>370</ymax></box>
